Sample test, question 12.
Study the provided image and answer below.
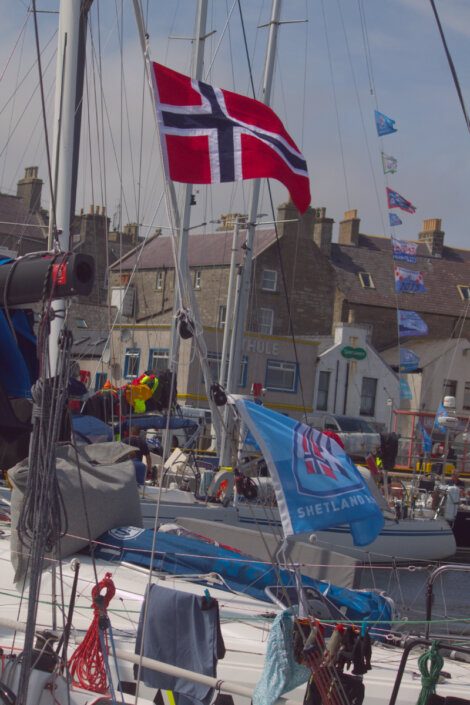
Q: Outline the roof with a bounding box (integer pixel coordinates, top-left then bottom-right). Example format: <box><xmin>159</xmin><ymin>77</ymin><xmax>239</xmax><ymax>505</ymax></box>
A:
<box><xmin>330</xmin><ymin>235</ymin><xmax>470</xmax><ymax>317</ymax></box>
<box><xmin>110</xmin><ymin>227</ymin><xmax>279</xmax><ymax>271</ymax></box>
<box><xmin>0</xmin><ymin>193</ymin><xmax>47</xmax><ymax>253</ymax></box>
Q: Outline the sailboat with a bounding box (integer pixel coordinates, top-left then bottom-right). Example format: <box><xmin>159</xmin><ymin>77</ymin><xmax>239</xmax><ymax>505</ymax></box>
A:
<box><xmin>1</xmin><ymin>2</ymin><xmax>470</xmax><ymax>705</ymax></box>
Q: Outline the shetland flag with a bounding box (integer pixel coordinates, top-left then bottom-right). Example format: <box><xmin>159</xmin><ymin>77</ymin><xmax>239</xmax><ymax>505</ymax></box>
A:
<box><xmin>152</xmin><ymin>62</ymin><xmax>311</xmax><ymax>213</ymax></box>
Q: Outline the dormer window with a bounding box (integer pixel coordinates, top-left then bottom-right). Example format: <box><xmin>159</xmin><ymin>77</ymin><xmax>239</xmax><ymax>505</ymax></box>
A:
<box><xmin>261</xmin><ymin>269</ymin><xmax>277</xmax><ymax>292</ymax></box>
<box><xmin>457</xmin><ymin>285</ymin><xmax>470</xmax><ymax>301</ymax></box>
<box><xmin>358</xmin><ymin>272</ymin><xmax>375</xmax><ymax>289</ymax></box>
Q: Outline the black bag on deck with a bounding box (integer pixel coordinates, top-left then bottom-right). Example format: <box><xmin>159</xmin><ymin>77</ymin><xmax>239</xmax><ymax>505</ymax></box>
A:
<box><xmin>153</xmin><ymin>369</ymin><xmax>177</xmax><ymax>412</ymax></box>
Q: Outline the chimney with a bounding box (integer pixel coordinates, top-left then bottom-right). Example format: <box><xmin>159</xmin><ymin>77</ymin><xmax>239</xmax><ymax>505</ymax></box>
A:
<box><xmin>275</xmin><ymin>199</ymin><xmax>315</xmax><ymax>239</ymax></box>
<box><xmin>217</xmin><ymin>213</ymin><xmax>248</xmax><ymax>231</ymax></box>
<box><xmin>123</xmin><ymin>222</ymin><xmax>139</xmax><ymax>243</ymax></box>
<box><xmin>419</xmin><ymin>218</ymin><xmax>444</xmax><ymax>257</ymax></box>
<box><xmin>338</xmin><ymin>209</ymin><xmax>360</xmax><ymax>246</ymax></box>
<box><xmin>16</xmin><ymin>166</ymin><xmax>43</xmax><ymax>213</ymax></box>
<box><xmin>312</xmin><ymin>207</ymin><xmax>334</xmax><ymax>256</ymax></box>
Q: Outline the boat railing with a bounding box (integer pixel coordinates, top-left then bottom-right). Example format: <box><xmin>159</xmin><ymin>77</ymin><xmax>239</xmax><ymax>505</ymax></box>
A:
<box><xmin>425</xmin><ymin>563</ymin><xmax>470</xmax><ymax>639</ymax></box>
<box><xmin>388</xmin><ymin>637</ymin><xmax>470</xmax><ymax>705</ymax></box>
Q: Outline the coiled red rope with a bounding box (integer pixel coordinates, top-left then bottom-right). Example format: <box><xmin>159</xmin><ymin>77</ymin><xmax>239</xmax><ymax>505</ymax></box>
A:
<box><xmin>68</xmin><ymin>572</ymin><xmax>116</xmax><ymax>693</ymax></box>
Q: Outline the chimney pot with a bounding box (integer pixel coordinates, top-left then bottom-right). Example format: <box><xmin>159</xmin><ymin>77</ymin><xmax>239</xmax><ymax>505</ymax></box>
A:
<box><xmin>419</xmin><ymin>217</ymin><xmax>444</xmax><ymax>257</ymax></box>
<box><xmin>338</xmin><ymin>209</ymin><xmax>360</xmax><ymax>246</ymax></box>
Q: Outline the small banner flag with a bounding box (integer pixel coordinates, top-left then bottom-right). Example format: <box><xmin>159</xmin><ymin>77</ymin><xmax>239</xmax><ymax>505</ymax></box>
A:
<box><xmin>400</xmin><ymin>348</ymin><xmax>420</xmax><ymax>372</ymax></box>
<box><xmin>433</xmin><ymin>402</ymin><xmax>448</xmax><ymax>434</ymax></box>
<box><xmin>375</xmin><ymin>110</ymin><xmax>397</xmax><ymax>136</ymax></box>
<box><xmin>389</xmin><ymin>213</ymin><xmax>403</xmax><ymax>227</ymax></box>
<box><xmin>382</xmin><ymin>152</ymin><xmax>398</xmax><ymax>174</ymax></box>
<box><xmin>387</xmin><ymin>187</ymin><xmax>416</xmax><ymax>214</ymax></box>
<box><xmin>399</xmin><ymin>377</ymin><xmax>413</xmax><ymax>400</ymax></box>
<box><xmin>418</xmin><ymin>421</ymin><xmax>433</xmax><ymax>454</ymax></box>
<box><xmin>398</xmin><ymin>310</ymin><xmax>428</xmax><ymax>338</ymax></box>
<box><xmin>394</xmin><ymin>266</ymin><xmax>426</xmax><ymax>293</ymax></box>
<box><xmin>392</xmin><ymin>236</ymin><xmax>417</xmax><ymax>262</ymax></box>
<box><xmin>234</xmin><ymin>398</ymin><xmax>384</xmax><ymax>546</ymax></box>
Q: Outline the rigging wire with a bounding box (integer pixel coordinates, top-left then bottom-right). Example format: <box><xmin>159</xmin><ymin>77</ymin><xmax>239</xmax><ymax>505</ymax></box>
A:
<box><xmin>429</xmin><ymin>0</ymin><xmax>470</xmax><ymax>135</ymax></box>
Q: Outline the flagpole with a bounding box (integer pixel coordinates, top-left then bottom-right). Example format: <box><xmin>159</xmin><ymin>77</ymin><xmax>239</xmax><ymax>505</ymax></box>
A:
<box><xmin>226</xmin><ymin>0</ymin><xmax>282</xmax><ymax>391</ymax></box>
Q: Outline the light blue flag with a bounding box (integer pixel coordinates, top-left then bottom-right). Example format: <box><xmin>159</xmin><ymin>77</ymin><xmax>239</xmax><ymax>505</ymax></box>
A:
<box><xmin>418</xmin><ymin>421</ymin><xmax>433</xmax><ymax>454</ymax></box>
<box><xmin>234</xmin><ymin>398</ymin><xmax>384</xmax><ymax>546</ymax></box>
<box><xmin>400</xmin><ymin>348</ymin><xmax>420</xmax><ymax>372</ymax></box>
<box><xmin>398</xmin><ymin>310</ymin><xmax>428</xmax><ymax>337</ymax></box>
<box><xmin>399</xmin><ymin>377</ymin><xmax>413</xmax><ymax>400</ymax></box>
<box><xmin>375</xmin><ymin>110</ymin><xmax>397</xmax><ymax>136</ymax></box>
<box><xmin>389</xmin><ymin>213</ymin><xmax>403</xmax><ymax>227</ymax></box>
<box><xmin>392</xmin><ymin>237</ymin><xmax>417</xmax><ymax>262</ymax></box>
<box><xmin>394</xmin><ymin>266</ymin><xmax>426</xmax><ymax>293</ymax></box>
<box><xmin>433</xmin><ymin>402</ymin><xmax>447</xmax><ymax>434</ymax></box>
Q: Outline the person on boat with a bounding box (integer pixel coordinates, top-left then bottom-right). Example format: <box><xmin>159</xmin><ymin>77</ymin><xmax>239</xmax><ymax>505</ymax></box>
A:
<box><xmin>448</xmin><ymin>470</ymin><xmax>465</xmax><ymax>495</ymax></box>
<box><xmin>123</xmin><ymin>425</ymin><xmax>152</xmax><ymax>485</ymax></box>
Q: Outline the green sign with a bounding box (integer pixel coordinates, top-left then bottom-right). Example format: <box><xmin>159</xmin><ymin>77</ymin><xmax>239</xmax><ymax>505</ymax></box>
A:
<box><xmin>341</xmin><ymin>346</ymin><xmax>367</xmax><ymax>360</ymax></box>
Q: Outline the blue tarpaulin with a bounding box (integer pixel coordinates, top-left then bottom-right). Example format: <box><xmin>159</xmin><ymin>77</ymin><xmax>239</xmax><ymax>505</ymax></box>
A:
<box><xmin>94</xmin><ymin>526</ymin><xmax>392</xmax><ymax>634</ymax></box>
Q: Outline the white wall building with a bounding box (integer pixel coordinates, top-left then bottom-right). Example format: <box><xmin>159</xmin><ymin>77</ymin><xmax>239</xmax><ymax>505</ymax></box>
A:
<box><xmin>313</xmin><ymin>323</ymin><xmax>400</xmax><ymax>429</ymax></box>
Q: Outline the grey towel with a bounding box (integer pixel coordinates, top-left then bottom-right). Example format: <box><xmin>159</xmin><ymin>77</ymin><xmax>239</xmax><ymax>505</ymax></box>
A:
<box><xmin>135</xmin><ymin>584</ymin><xmax>225</xmax><ymax>705</ymax></box>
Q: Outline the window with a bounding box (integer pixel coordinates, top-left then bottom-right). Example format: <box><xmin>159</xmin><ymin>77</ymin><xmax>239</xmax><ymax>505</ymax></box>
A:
<box><xmin>464</xmin><ymin>382</ymin><xmax>470</xmax><ymax>410</ymax></box>
<box><xmin>457</xmin><ymin>285</ymin><xmax>470</xmax><ymax>300</ymax></box>
<box><xmin>358</xmin><ymin>272</ymin><xmax>375</xmax><ymax>289</ymax></box>
<box><xmin>360</xmin><ymin>377</ymin><xmax>377</xmax><ymax>416</ymax></box>
<box><xmin>94</xmin><ymin>372</ymin><xmax>107</xmax><ymax>391</ymax></box>
<box><xmin>148</xmin><ymin>348</ymin><xmax>170</xmax><ymax>373</ymax></box>
<box><xmin>259</xmin><ymin>308</ymin><xmax>274</xmax><ymax>335</ymax></box>
<box><xmin>239</xmin><ymin>355</ymin><xmax>248</xmax><ymax>387</ymax></box>
<box><xmin>124</xmin><ymin>348</ymin><xmax>140</xmax><ymax>379</ymax></box>
<box><xmin>443</xmin><ymin>379</ymin><xmax>457</xmax><ymax>398</ymax></box>
<box><xmin>156</xmin><ymin>270</ymin><xmax>164</xmax><ymax>290</ymax></box>
<box><xmin>75</xmin><ymin>318</ymin><xmax>88</xmax><ymax>329</ymax></box>
<box><xmin>265</xmin><ymin>360</ymin><xmax>298</xmax><ymax>392</ymax></box>
<box><xmin>194</xmin><ymin>270</ymin><xmax>202</xmax><ymax>289</ymax></box>
<box><xmin>218</xmin><ymin>305</ymin><xmax>227</xmax><ymax>328</ymax></box>
<box><xmin>317</xmin><ymin>371</ymin><xmax>331</xmax><ymax>411</ymax></box>
<box><xmin>204</xmin><ymin>352</ymin><xmax>221</xmax><ymax>382</ymax></box>
<box><xmin>261</xmin><ymin>269</ymin><xmax>277</xmax><ymax>291</ymax></box>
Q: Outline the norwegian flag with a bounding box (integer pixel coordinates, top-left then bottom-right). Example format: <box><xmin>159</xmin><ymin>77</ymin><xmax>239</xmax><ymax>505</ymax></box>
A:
<box><xmin>152</xmin><ymin>62</ymin><xmax>311</xmax><ymax>213</ymax></box>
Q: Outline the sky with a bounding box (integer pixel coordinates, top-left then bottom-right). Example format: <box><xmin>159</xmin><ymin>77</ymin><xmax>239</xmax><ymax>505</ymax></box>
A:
<box><xmin>1</xmin><ymin>0</ymin><xmax>470</xmax><ymax>250</ymax></box>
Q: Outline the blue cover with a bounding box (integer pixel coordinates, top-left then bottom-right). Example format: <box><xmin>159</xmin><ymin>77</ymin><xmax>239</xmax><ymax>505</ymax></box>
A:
<box><xmin>72</xmin><ymin>415</ymin><xmax>114</xmax><ymax>443</ymax></box>
<box><xmin>0</xmin><ymin>308</ymin><xmax>37</xmax><ymax>397</ymax></box>
<box><xmin>117</xmin><ymin>414</ymin><xmax>198</xmax><ymax>434</ymax></box>
<box><xmin>95</xmin><ymin>526</ymin><xmax>392</xmax><ymax>635</ymax></box>
<box><xmin>234</xmin><ymin>399</ymin><xmax>385</xmax><ymax>546</ymax></box>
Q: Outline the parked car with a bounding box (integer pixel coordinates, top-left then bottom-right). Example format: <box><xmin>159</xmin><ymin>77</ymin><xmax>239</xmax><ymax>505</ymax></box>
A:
<box><xmin>305</xmin><ymin>413</ymin><xmax>381</xmax><ymax>460</ymax></box>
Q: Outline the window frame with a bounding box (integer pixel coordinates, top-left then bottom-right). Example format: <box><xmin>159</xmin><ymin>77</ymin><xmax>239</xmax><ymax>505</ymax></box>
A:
<box><xmin>360</xmin><ymin>376</ymin><xmax>378</xmax><ymax>416</ymax></box>
<box><xmin>358</xmin><ymin>272</ymin><xmax>375</xmax><ymax>289</ymax></box>
<box><xmin>317</xmin><ymin>370</ymin><xmax>331</xmax><ymax>411</ymax></box>
<box><xmin>124</xmin><ymin>348</ymin><xmax>141</xmax><ymax>379</ymax></box>
<box><xmin>443</xmin><ymin>379</ymin><xmax>457</xmax><ymax>399</ymax></box>
<box><xmin>148</xmin><ymin>347</ymin><xmax>170</xmax><ymax>374</ymax></box>
<box><xmin>265</xmin><ymin>359</ymin><xmax>298</xmax><ymax>393</ymax></box>
<box><xmin>194</xmin><ymin>270</ymin><xmax>202</xmax><ymax>289</ymax></box>
<box><xmin>457</xmin><ymin>285</ymin><xmax>470</xmax><ymax>301</ymax></box>
<box><xmin>261</xmin><ymin>269</ymin><xmax>278</xmax><ymax>292</ymax></box>
<box><xmin>94</xmin><ymin>372</ymin><xmax>108</xmax><ymax>391</ymax></box>
<box><xmin>464</xmin><ymin>381</ymin><xmax>470</xmax><ymax>410</ymax></box>
<box><xmin>218</xmin><ymin>304</ymin><xmax>227</xmax><ymax>329</ymax></box>
<box><xmin>259</xmin><ymin>307</ymin><xmax>274</xmax><ymax>335</ymax></box>
<box><xmin>156</xmin><ymin>270</ymin><xmax>164</xmax><ymax>290</ymax></box>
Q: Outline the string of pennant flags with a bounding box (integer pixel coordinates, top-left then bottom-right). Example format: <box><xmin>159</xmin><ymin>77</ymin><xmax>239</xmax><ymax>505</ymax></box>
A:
<box><xmin>374</xmin><ymin>109</ymin><xmax>427</xmax><ymax>401</ymax></box>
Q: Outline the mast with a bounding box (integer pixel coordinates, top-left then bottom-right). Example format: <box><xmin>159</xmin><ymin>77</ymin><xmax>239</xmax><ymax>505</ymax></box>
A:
<box><xmin>226</xmin><ymin>0</ymin><xmax>282</xmax><ymax>395</ymax></box>
<box><xmin>48</xmin><ymin>0</ymin><xmax>90</xmax><ymax>375</ymax></box>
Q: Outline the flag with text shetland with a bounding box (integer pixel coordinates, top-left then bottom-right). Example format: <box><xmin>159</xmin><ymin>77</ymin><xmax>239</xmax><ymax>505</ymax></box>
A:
<box><xmin>394</xmin><ymin>266</ymin><xmax>426</xmax><ymax>293</ymax></box>
<box><xmin>389</xmin><ymin>213</ymin><xmax>403</xmax><ymax>227</ymax></box>
<box><xmin>152</xmin><ymin>62</ymin><xmax>311</xmax><ymax>213</ymax></box>
<box><xmin>375</xmin><ymin>110</ymin><xmax>397</xmax><ymax>136</ymax></box>
<box><xmin>398</xmin><ymin>310</ymin><xmax>428</xmax><ymax>337</ymax></box>
<box><xmin>234</xmin><ymin>398</ymin><xmax>384</xmax><ymax>546</ymax></box>
<box><xmin>387</xmin><ymin>188</ymin><xmax>416</xmax><ymax>214</ymax></box>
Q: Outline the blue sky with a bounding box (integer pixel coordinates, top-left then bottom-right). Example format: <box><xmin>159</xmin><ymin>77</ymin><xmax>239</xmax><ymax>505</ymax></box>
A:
<box><xmin>1</xmin><ymin>0</ymin><xmax>470</xmax><ymax>250</ymax></box>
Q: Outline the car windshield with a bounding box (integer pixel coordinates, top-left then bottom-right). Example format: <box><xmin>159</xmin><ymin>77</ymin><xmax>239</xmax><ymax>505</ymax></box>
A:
<box><xmin>335</xmin><ymin>416</ymin><xmax>375</xmax><ymax>433</ymax></box>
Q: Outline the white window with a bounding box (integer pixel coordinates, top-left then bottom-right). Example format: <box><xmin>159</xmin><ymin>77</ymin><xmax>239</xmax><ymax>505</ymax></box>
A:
<box><xmin>360</xmin><ymin>377</ymin><xmax>377</xmax><ymax>416</ymax></box>
<box><xmin>358</xmin><ymin>272</ymin><xmax>375</xmax><ymax>289</ymax></box>
<box><xmin>156</xmin><ymin>271</ymin><xmax>164</xmax><ymax>290</ymax></box>
<box><xmin>265</xmin><ymin>360</ymin><xmax>297</xmax><ymax>392</ymax></box>
<box><xmin>148</xmin><ymin>348</ymin><xmax>169</xmax><ymax>373</ymax></box>
<box><xmin>124</xmin><ymin>348</ymin><xmax>140</xmax><ymax>379</ymax></box>
<box><xmin>317</xmin><ymin>371</ymin><xmax>330</xmax><ymax>411</ymax></box>
<box><xmin>194</xmin><ymin>270</ymin><xmax>202</xmax><ymax>289</ymax></box>
<box><xmin>457</xmin><ymin>285</ymin><xmax>470</xmax><ymax>300</ymax></box>
<box><xmin>261</xmin><ymin>269</ymin><xmax>277</xmax><ymax>291</ymax></box>
<box><xmin>218</xmin><ymin>305</ymin><xmax>227</xmax><ymax>328</ymax></box>
<box><xmin>259</xmin><ymin>308</ymin><xmax>274</xmax><ymax>335</ymax></box>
